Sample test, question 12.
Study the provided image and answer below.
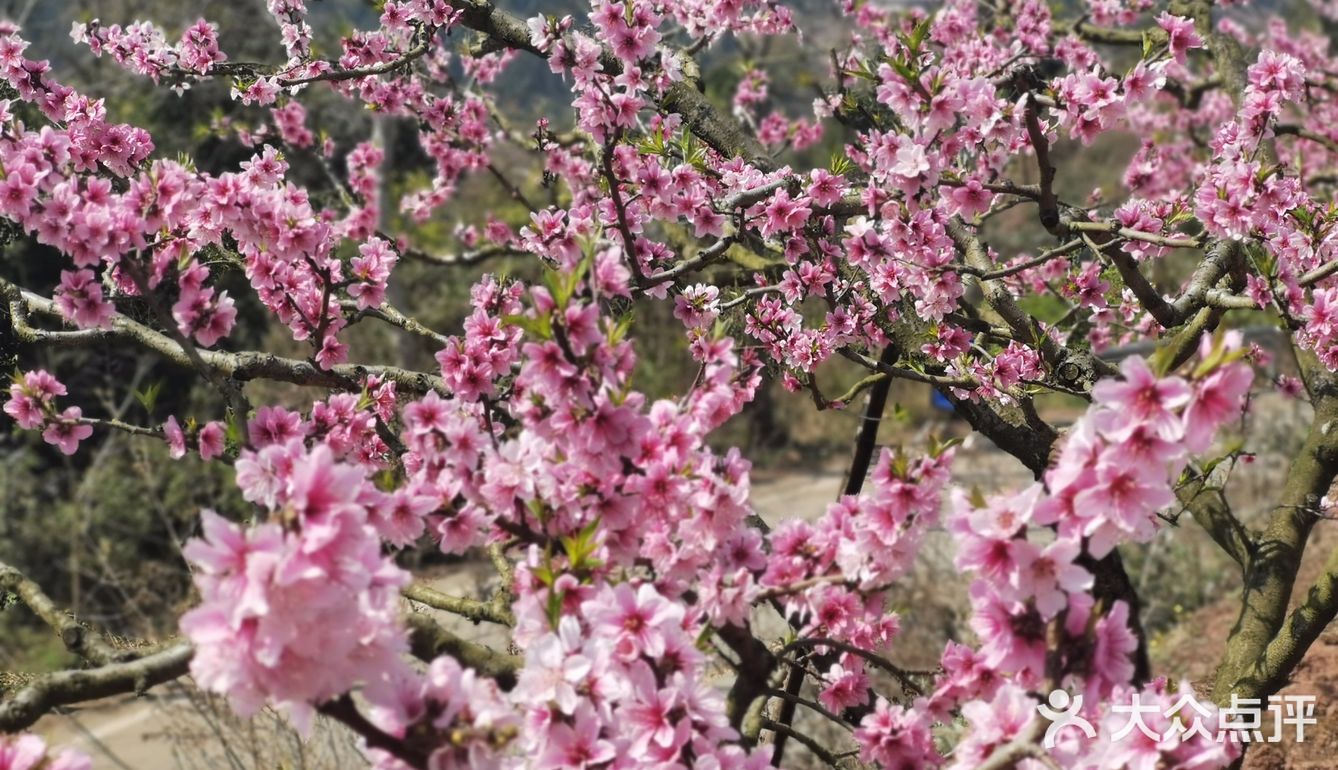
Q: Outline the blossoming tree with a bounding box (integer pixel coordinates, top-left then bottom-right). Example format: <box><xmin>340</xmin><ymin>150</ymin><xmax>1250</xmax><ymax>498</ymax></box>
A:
<box><xmin>3</xmin><ymin>0</ymin><xmax>1338</xmax><ymax>767</ymax></box>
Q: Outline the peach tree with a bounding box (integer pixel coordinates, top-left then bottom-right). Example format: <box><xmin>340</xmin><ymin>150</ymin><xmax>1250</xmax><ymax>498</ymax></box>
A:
<box><xmin>0</xmin><ymin>0</ymin><xmax>1334</xmax><ymax>768</ymax></box>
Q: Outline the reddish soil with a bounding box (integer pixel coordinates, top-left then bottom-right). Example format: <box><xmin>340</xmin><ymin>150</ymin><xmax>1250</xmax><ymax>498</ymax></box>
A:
<box><xmin>1155</xmin><ymin>524</ymin><xmax>1338</xmax><ymax>768</ymax></box>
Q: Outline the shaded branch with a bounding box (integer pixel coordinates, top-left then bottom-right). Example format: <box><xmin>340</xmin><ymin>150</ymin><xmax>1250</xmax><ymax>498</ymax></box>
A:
<box><xmin>840</xmin><ymin>348</ymin><xmax>974</xmax><ymax>388</ymax></box>
<box><xmin>842</xmin><ymin>345</ymin><xmax>899</xmax><ymax>496</ymax></box>
<box><xmin>718</xmin><ymin>622</ymin><xmax>777</xmax><ymax>739</ymax></box>
<box><xmin>642</xmin><ymin>236</ymin><xmax>736</xmax><ymax>287</ymax></box>
<box><xmin>343</xmin><ymin>300</ymin><xmax>450</xmax><ymax>345</ymax></box>
<box><xmin>1067</xmin><ymin>220</ymin><xmax>1203</xmax><ymax>250</ymax></box>
<box><xmin>601</xmin><ymin>139</ymin><xmax>648</xmax><ymax>285</ymax></box>
<box><xmin>394</xmin><ymin>241</ymin><xmax>528</xmax><ymax>267</ymax></box>
<box><xmin>403</xmin><ymin>612</ymin><xmax>520</xmax><ymax>689</ymax></box>
<box><xmin>1177</xmin><ymin>471</ymin><xmax>1254</xmax><ymax>571</ymax></box>
<box><xmin>782</xmin><ymin>638</ymin><xmax>929</xmax><ymax>696</ymax></box>
<box><xmin>319</xmin><ymin>695</ymin><xmax>428</xmax><ymax>770</ymax></box>
<box><xmin>1275</xmin><ymin>123</ymin><xmax>1338</xmax><ymax>154</ymax></box>
<box><xmin>758</xmin><ymin>718</ymin><xmax>847</xmax><ymax>769</ymax></box>
<box><xmin>946</xmin><ymin>218</ymin><xmax>1090</xmax><ymax>375</ymax></box>
<box><xmin>1301</xmin><ymin>259</ymin><xmax>1338</xmax><ymax>287</ymax></box>
<box><xmin>969</xmin><ymin>240</ymin><xmax>1084</xmax><ymax>281</ymax></box>
<box><xmin>1023</xmin><ymin>103</ymin><xmax>1060</xmax><ymax>234</ymax></box>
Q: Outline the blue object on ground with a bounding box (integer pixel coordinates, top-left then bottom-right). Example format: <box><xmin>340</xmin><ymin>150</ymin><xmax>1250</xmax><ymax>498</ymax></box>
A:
<box><xmin>931</xmin><ymin>389</ymin><xmax>955</xmax><ymax>413</ymax></box>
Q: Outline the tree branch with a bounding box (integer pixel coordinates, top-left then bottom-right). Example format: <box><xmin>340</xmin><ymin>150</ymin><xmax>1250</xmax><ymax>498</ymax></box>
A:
<box><xmin>446</xmin><ymin>0</ymin><xmax>770</xmax><ymax>164</ymax></box>
<box><xmin>757</xmin><ymin>718</ymin><xmax>847</xmax><ymax>769</ymax></box>
<box><xmin>1238</xmin><ymin>544</ymin><xmax>1338</xmax><ymax>700</ymax></box>
<box><xmin>0</xmin><ymin>644</ymin><xmax>193</xmax><ymax>732</ymax></box>
<box><xmin>3</xmin><ymin>277</ymin><xmax>444</xmax><ymax>395</ymax></box>
<box><xmin>319</xmin><ymin>695</ymin><xmax>428</xmax><ymax>770</ymax></box>
<box><xmin>278</xmin><ymin>26</ymin><xmax>432</xmax><ymax>87</ymax></box>
<box><xmin>1023</xmin><ymin>103</ymin><xmax>1060</xmax><ymax>234</ymax></box>
<box><xmin>718</xmin><ymin>622</ymin><xmax>777</xmax><ymax>740</ymax></box>
<box><xmin>0</xmin><ymin>561</ymin><xmax>123</xmax><ymax>665</ymax></box>
<box><xmin>1214</xmin><ymin>373</ymin><xmax>1338</xmax><ymax>700</ymax></box>
<box><xmin>1176</xmin><ymin>466</ymin><xmax>1255</xmax><ymax>571</ymax></box>
<box><xmin>402</xmin><ymin>583</ymin><xmax>514</xmax><ymax>626</ymax></box>
<box><xmin>403</xmin><ymin>612</ymin><xmax>520</xmax><ymax>689</ymax></box>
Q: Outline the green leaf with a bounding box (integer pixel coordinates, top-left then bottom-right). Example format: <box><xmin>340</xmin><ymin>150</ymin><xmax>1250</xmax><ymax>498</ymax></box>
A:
<box><xmin>892</xmin><ymin>451</ymin><xmax>909</xmax><ymax>479</ymax></box>
<box><xmin>225</xmin><ymin>413</ymin><xmax>245</xmax><ymax>448</ymax></box>
<box><xmin>829</xmin><ymin>152</ymin><xmax>854</xmax><ymax>176</ymax></box>
<box><xmin>1189</xmin><ymin>331</ymin><xmax>1249</xmax><ymax>379</ymax></box>
<box><xmin>503</xmin><ymin>313</ymin><xmax>552</xmax><ymax>340</ymax></box>
<box><xmin>695</xmin><ymin>624</ymin><xmax>716</xmax><ymax>651</ymax></box>
<box><xmin>889</xmin><ymin>59</ymin><xmax>916</xmax><ymax>83</ymax></box>
<box><xmin>560</xmin><ymin>517</ymin><xmax>602</xmax><ymax>571</ymax></box>
<box><xmin>608</xmin><ymin>312</ymin><xmax>634</xmax><ymax>346</ymax></box>
<box><xmin>968</xmin><ymin>486</ymin><xmax>987</xmax><ymax>509</ymax></box>
<box><xmin>567</xmin><ymin>253</ymin><xmax>592</xmax><ymax>299</ymax></box>
<box><xmin>134</xmin><ymin>381</ymin><xmax>162</xmax><ymax>415</ymax></box>
<box><xmin>547</xmin><ymin>587</ymin><xmax>564</xmax><ymax>629</ymax></box>
<box><xmin>532</xmin><ymin>563</ymin><xmax>555</xmax><ymax>588</ymax></box>
<box><xmin>527</xmin><ymin>498</ymin><xmax>549</xmax><ymax>525</ymax></box>
<box><xmin>906</xmin><ymin>18</ymin><xmax>931</xmax><ymax>56</ymax></box>
<box><xmin>1147</xmin><ymin>327</ymin><xmax>1195</xmax><ymax>376</ymax></box>
<box><xmin>929</xmin><ymin>435</ymin><xmax>963</xmax><ymax>458</ymax></box>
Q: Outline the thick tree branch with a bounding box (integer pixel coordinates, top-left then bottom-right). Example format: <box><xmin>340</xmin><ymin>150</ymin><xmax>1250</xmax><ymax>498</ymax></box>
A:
<box><xmin>0</xmin><ymin>561</ymin><xmax>123</xmax><ymax>666</ymax></box>
<box><xmin>719</xmin><ymin>622</ymin><xmax>776</xmax><ymax>740</ymax></box>
<box><xmin>319</xmin><ymin>695</ymin><xmax>428</xmax><ymax>770</ymax></box>
<box><xmin>1023</xmin><ymin>103</ymin><xmax>1060</xmax><ymax>234</ymax></box>
<box><xmin>393</xmin><ymin>241</ymin><xmax>527</xmax><ymax>267</ymax></box>
<box><xmin>1215</xmin><ymin>375</ymin><xmax>1338</xmax><ymax>700</ymax></box>
<box><xmin>403</xmin><ymin>612</ymin><xmax>521</xmax><ymax>689</ymax></box>
<box><xmin>842</xmin><ymin>345</ymin><xmax>899</xmax><ymax>496</ymax></box>
<box><xmin>1236</xmin><ymin>543</ymin><xmax>1338</xmax><ymax>699</ymax></box>
<box><xmin>402</xmin><ymin>583</ymin><xmax>514</xmax><ymax>626</ymax></box>
<box><xmin>945</xmin><ymin>218</ymin><xmax>1111</xmax><ymax>384</ymax></box>
<box><xmin>0</xmin><ymin>644</ymin><xmax>193</xmax><ymax>732</ymax></box>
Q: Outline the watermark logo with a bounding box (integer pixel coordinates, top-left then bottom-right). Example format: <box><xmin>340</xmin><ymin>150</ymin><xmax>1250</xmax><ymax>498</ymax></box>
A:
<box><xmin>1038</xmin><ymin>690</ymin><xmax>1317</xmax><ymax>746</ymax></box>
<box><xmin>1217</xmin><ymin>694</ymin><xmax>1317</xmax><ymax>743</ymax></box>
<box><xmin>1038</xmin><ymin>690</ymin><xmax>1095</xmax><ymax>748</ymax></box>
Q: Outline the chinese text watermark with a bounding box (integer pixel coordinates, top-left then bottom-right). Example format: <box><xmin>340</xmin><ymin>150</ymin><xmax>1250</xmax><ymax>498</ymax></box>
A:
<box><xmin>1039</xmin><ymin>690</ymin><xmax>1318</xmax><ymax>748</ymax></box>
